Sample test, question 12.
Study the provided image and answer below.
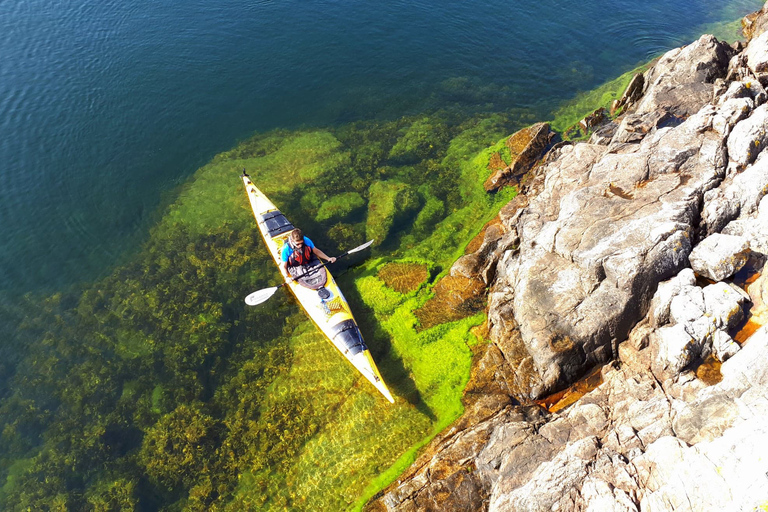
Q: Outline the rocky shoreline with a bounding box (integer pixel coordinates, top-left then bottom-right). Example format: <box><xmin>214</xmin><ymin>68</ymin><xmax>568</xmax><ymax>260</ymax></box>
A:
<box><xmin>367</xmin><ymin>3</ymin><xmax>768</xmax><ymax>511</ymax></box>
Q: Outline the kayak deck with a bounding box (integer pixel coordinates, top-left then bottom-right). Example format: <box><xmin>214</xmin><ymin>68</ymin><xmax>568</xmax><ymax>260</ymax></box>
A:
<box><xmin>241</xmin><ymin>173</ymin><xmax>394</xmax><ymax>403</ymax></box>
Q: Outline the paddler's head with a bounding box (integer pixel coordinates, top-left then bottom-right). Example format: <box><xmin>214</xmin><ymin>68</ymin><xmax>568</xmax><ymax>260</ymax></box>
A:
<box><xmin>290</xmin><ymin>229</ymin><xmax>304</xmax><ymax>248</ymax></box>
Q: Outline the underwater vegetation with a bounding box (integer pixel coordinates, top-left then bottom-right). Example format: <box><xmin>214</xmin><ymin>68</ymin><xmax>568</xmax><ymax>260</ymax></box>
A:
<box><xmin>0</xmin><ymin>66</ymin><xmax>637</xmax><ymax>510</ymax></box>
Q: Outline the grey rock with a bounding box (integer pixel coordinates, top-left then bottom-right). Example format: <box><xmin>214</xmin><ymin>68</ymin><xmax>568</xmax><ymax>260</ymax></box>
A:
<box><xmin>745</xmin><ymin>29</ymin><xmax>768</xmax><ymax>77</ymax></box>
<box><xmin>712</xmin><ymin>96</ymin><xmax>754</xmax><ymax>135</ymax></box>
<box><xmin>701</xmin><ymin>149</ymin><xmax>768</xmax><ymax>236</ymax></box>
<box><xmin>635</xmin><ymin>35</ymin><xmax>733</xmax><ymax>118</ymax></box>
<box><xmin>647</xmin><ymin>268</ymin><xmax>697</xmax><ymax>327</ymax></box>
<box><xmin>702</xmin><ymin>281</ymin><xmax>749</xmax><ymax>329</ymax></box>
<box><xmin>489</xmin><ymin>105</ymin><xmax>727</xmax><ymax>399</ymax></box>
<box><xmin>587</xmin><ymin>121</ymin><xmax>618</xmax><ymax>145</ymax></box>
<box><xmin>711</xmin><ymin>328</ymin><xmax>740</xmax><ymax>361</ymax></box>
<box><xmin>668</xmin><ymin>286</ymin><xmax>706</xmax><ymax>324</ymax></box>
<box><xmin>648</xmin><ymin>269</ymin><xmax>749</xmax><ymax>376</ymax></box>
<box><xmin>689</xmin><ymin>233</ymin><xmax>750</xmax><ymax>281</ymax></box>
<box><xmin>654</xmin><ymin>323</ymin><xmax>699</xmax><ymax>375</ymax></box>
<box><xmin>726</xmin><ymin>103</ymin><xmax>768</xmax><ymax>169</ymax></box>
<box><xmin>488</xmin><ymin>436</ymin><xmax>600</xmax><ymax>512</ymax></box>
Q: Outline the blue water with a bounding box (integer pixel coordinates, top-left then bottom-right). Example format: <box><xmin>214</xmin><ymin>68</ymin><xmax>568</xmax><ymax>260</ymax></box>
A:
<box><xmin>0</xmin><ymin>0</ymin><xmax>763</xmax><ymax>293</ymax></box>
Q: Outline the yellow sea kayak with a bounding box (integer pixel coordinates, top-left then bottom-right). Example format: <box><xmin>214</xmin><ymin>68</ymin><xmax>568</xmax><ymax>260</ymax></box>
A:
<box><xmin>240</xmin><ymin>172</ymin><xmax>394</xmax><ymax>403</ymax></box>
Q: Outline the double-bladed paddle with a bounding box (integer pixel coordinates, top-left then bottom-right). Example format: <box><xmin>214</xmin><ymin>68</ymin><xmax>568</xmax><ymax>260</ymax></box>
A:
<box><xmin>244</xmin><ymin>239</ymin><xmax>374</xmax><ymax>306</ymax></box>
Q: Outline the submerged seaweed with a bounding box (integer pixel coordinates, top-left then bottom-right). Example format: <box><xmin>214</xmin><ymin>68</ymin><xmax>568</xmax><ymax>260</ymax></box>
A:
<box><xmin>0</xmin><ymin>65</ymin><xmax>637</xmax><ymax>510</ymax></box>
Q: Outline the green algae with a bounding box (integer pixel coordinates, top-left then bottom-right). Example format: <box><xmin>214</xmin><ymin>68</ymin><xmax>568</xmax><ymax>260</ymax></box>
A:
<box><xmin>3</xmin><ymin>35</ymin><xmax>757</xmax><ymax>507</ymax></box>
<box><xmin>550</xmin><ymin>62</ymin><xmax>651</xmax><ymax>135</ymax></box>
<box><xmin>365</xmin><ymin>180</ymin><xmax>420</xmax><ymax>247</ymax></box>
<box><xmin>315</xmin><ymin>192</ymin><xmax>366</xmax><ymax>222</ymax></box>
<box><xmin>0</xmin><ymin>106</ymin><xmax>527</xmax><ymax>511</ymax></box>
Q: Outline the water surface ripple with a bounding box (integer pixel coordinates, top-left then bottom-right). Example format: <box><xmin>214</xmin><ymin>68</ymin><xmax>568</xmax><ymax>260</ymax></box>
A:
<box><xmin>0</xmin><ymin>0</ymin><xmax>763</xmax><ymax>292</ymax></box>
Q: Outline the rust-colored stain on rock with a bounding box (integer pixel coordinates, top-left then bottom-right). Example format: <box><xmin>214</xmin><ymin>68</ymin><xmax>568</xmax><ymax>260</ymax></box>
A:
<box><xmin>694</xmin><ymin>354</ymin><xmax>723</xmax><ymax>385</ymax></box>
<box><xmin>536</xmin><ymin>366</ymin><xmax>604</xmax><ymax>413</ymax></box>
<box><xmin>734</xmin><ymin>318</ymin><xmax>764</xmax><ymax>344</ymax></box>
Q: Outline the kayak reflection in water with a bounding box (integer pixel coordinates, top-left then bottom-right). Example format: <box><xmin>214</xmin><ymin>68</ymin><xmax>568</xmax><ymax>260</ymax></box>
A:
<box><xmin>279</xmin><ymin>228</ymin><xmax>337</xmax><ymax>283</ymax></box>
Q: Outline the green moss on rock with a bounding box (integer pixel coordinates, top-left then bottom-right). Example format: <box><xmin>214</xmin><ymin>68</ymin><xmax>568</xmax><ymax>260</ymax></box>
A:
<box><xmin>388</xmin><ymin>117</ymin><xmax>450</xmax><ymax>164</ymax></box>
<box><xmin>365</xmin><ymin>180</ymin><xmax>420</xmax><ymax>246</ymax></box>
<box><xmin>316</xmin><ymin>192</ymin><xmax>366</xmax><ymax>222</ymax></box>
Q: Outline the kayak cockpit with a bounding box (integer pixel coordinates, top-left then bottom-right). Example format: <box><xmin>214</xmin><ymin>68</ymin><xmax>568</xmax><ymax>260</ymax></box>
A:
<box><xmin>331</xmin><ymin>319</ymin><xmax>368</xmax><ymax>356</ymax></box>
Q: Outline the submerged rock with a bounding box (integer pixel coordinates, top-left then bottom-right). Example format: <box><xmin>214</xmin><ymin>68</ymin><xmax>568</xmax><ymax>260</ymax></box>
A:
<box><xmin>483</xmin><ymin>123</ymin><xmax>553</xmax><ymax>193</ymax></box>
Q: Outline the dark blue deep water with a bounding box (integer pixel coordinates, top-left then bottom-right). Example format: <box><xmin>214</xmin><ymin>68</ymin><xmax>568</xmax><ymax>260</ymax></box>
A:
<box><xmin>0</xmin><ymin>0</ymin><xmax>763</xmax><ymax>293</ymax></box>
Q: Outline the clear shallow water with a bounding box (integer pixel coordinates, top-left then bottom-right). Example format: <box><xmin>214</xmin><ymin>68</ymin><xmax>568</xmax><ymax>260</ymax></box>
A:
<box><xmin>0</xmin><ymin>0</ymin><xmax>763</xmax><ymax>293</ymax></box>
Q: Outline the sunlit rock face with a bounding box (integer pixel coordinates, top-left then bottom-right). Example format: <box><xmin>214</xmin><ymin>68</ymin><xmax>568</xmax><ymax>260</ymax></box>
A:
<box><xmin>368</xmin><ymin>2</ymin><xmax>768</xmax><ymax>510</ymax></box>
<box><xmin>487</xmin><ymin>32</ymin><xmax>763</xmax><ymax>401</ymax></box>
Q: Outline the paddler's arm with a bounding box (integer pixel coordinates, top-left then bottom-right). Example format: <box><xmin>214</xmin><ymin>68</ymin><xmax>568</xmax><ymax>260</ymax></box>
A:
<box><xmin>279</xmin><ymin>261</ymin><xmax>291</xmax><ymax>281</ymax></box>
<box><xmin>279</xmin><ymin>246</ymin><xmax>293</xmax><ymax>282</ymax></box>
<box><xmin>312</xmin><ymin>247</ymin><xmax>336</xmax><ymax>264</ymax></box>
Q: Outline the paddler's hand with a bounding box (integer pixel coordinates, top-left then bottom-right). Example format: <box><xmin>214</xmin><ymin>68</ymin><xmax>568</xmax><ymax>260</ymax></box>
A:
<box><xmin>329</xmin><ymin>257</ymin><xmax>336</xmax><ymax>263</ymax></box>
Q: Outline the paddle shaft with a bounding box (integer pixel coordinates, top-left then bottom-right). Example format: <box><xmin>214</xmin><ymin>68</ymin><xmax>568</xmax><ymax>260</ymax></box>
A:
<box><xmin>278</xmin><ymin>245</ymin><xmax>359</xmax><ymax>288</ymax></box>
<box><xmin>244</xmin><ymin>239</ymin><xmax>373</xmax><ymax>306</ymax></box>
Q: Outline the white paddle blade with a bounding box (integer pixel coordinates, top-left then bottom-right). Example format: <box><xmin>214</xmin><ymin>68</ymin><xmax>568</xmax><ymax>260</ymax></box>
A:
<box><xmin>347</xmin><ymin>239</ymin><xmax>374</xmax><ymax>254</ymax></box>
<box><xmin>245</xmin><ymin>286</ymin><xmax>279</xmax><ymax>306</ymax></box>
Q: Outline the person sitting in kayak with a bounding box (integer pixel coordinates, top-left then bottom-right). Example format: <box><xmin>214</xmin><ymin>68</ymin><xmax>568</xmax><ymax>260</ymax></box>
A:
<box><xmin>280</xmin><ymin>229</ymin><xmax>336</xmax><ymax>281</ymax></box>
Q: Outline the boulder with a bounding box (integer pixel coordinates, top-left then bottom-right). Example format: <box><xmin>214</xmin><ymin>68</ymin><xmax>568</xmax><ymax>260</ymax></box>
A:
<box><xmin>489</xmin><ymin>103</ymin><xmax>728</xmax><ymax>399</ymax></box>
<box><xmin>689</xmin><ymin>233</ymin><xmax>750</xmax><ymax>281</ymax></box>
<box><xmin>726</xmin><ymin>103</ymin><xmax>768</xmax><ymax>169</ymax></box>
<box><xmin>722</xmin><ymin>194</ymin><xmax>768</xmax><ymax>258</ymax></box>
<box><xmin>649</xmin><ymin>270</ymin><xmax>748</xmax><ymax>376</ymax></box>
<box><xmin>634</xmin><ymin>35</ymin><xmax>733</xmax><ymax>118</ymax></box>
<box><xmin>483</xmin><ymin>123</ymin><xmax>553</xmax><ymax>192</ymax></box>
<box><xmin>700</xmin><ymin>148</ymin><xmax>768</xmax><ymax>236</ymax></box>
<box><xmin>744</xmin><ymin>29</ymin><xmax>768</xmax><ymax>78</ymax></box>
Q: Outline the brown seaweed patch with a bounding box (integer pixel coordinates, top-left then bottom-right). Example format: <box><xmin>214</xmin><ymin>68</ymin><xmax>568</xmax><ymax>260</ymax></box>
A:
<box><xmin>414</xmin><ymin>276</ymin><xmax>485</xmax><ymax>331</ymax></box>
<box><xmin>378</xmin><ymin>262</ymin><xmax>429</xmax><ymax>294</ymax></box>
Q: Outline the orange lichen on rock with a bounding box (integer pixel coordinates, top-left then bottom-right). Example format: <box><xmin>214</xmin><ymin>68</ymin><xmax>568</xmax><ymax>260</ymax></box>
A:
<box><xmin>378</xmin><ymin>262</ymin><xmax>429</xmax><ymax>294</ymax></box>
<box><xmin>414</xmin><ymin>275</ymin><xmax>486</xmax><ymax>331</ymax></box>
<box><xmin>506</xmin><ymin>127</ymin><xmax>535</xmax><ymax>156</ymax></box>
<box><xmin>487</xmin><ymin>151</ymin><xmax>506</xmax><ymax>172</ymax></box>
